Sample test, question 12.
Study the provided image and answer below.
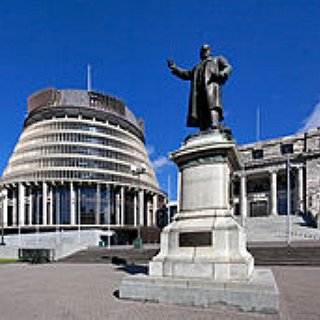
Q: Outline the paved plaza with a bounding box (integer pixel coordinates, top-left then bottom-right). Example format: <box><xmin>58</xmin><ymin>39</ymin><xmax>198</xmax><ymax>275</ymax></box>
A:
<box><xmin>0</xmin><ymin>263</ymin><xmax>320</xmax><ymax>320</ymax></box>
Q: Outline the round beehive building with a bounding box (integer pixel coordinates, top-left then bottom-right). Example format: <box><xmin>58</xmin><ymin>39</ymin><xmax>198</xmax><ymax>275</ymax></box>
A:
<box><xmin>1</xmin><ymin>88</ymin><xmax>164</xmax><ymax>231</ymax></box>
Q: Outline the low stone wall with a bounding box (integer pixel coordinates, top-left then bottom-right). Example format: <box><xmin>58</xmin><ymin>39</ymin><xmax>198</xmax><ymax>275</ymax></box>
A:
<box><xmin>0</xmin><ymin>230</ymin><xmax>102</xmax><ymax>260</ymax></box>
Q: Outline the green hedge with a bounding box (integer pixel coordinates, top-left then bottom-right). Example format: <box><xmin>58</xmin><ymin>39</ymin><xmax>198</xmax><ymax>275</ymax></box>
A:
<box><xmin>18</xmin><ymin>248</ymin><xmax>54</xmax><ymax>264</ymax></box>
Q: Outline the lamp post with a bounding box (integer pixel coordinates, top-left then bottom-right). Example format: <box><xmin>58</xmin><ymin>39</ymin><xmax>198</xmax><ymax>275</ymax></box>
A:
<box><xmin>0</xmin><ymin>189</ymin><xmax>5</xmax><ymax>246</ymax></box>
<box><xmin>240</xmin><ymin>168</ymin><xmax>246</xmax><ymax>228</ymax></box>
<box><xmin>77</xmin><ymin>188</ymin><xmax>81</xmax><ymax>244</ymax></box>
<box><xmin>286</xmin><ymin>156</ymin><xmax>291</xmax><ymax>246</ymax></box>
<box><xmin>131</xmin><ymin>164</ymin><xmax>146</xmax><ymax>249</ymax></box>
<box><xmin>107</xmin><ymin>184</ymin><xmax>112</xmax><ymax>249</ymax></box>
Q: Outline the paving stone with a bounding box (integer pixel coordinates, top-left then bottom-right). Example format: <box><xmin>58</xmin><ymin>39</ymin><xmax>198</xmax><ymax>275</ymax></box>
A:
<box><xmin>0</xmin><ymin>263</ymin><xmax>319</xmax><ymax>319</ymax></box>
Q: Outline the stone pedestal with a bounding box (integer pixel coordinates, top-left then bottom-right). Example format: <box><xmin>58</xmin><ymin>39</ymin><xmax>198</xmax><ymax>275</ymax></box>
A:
<box><xmin>120</xmin><ymin>130</ymin><xmax>278</xmax><ymax>313</ymax></box>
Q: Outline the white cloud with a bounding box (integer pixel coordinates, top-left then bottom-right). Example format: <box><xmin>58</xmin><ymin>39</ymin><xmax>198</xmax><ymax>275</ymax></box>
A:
<box><xmin>146</xmin><ymin>144</ymin><xmax>155</xmax><ymax>156</ymax></box>
<box><xmin>152</xmin><ymin>156</ymin><xmax>170</xmax><ymax>171</ymax></box>
<box><xmin>299</xmin><ymin>102</ymin><xmax>320</xmax><ymax>133</ymax></box>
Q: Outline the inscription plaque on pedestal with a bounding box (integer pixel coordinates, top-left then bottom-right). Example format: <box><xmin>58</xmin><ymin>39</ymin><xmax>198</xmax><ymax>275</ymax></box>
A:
<box><xmin>179</xmin><ymin>232</ymin><xmax>212</xmax><ymax>247</ymax></box>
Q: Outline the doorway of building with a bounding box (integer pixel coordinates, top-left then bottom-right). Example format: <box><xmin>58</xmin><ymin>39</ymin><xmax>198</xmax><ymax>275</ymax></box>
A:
<box><xmin>250</xmin><ymin>201</ymin><xmax>268</xmax><ymax>217</ymax></box>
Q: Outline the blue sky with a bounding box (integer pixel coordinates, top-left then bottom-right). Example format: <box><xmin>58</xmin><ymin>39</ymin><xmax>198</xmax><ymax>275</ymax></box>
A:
<box><xmin>1</xmin><ymin>0</ymin><xmax>320</xmax><ymax>200</ymax></box>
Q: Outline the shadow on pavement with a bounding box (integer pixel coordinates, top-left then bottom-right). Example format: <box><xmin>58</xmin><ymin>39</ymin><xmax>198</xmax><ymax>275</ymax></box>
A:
<box><xmin>113</xmin><ymin>290</ymin><xmax>120</xmax><ymax>299</ymax></box>
<box><xmin>115</xmin><ymin>264</ymin><xmax>148</xmax><ymax>275</ymax></box>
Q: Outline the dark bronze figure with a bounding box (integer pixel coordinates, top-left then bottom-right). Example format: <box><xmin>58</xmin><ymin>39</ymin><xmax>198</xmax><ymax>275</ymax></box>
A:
<box><xmin>168</xmin><ymin>44</ymin><xmax>232</xmax><ymax>131</ymax></box>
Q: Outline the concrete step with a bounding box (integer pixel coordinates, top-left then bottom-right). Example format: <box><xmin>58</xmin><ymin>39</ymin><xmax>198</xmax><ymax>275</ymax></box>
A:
<box><xmin>58</xmin><ymin>247</ymin><xmax>160</xmax><ymax>264</ymax></box>
<box><xmin>58</xmin><ymin>243</ymin><xmax>320</xmax><ymax>266</ymax></box>
<box><xmin>248</xmin><ymin>246</ymin><xmax>320</xmax><ymax>265</ymax></box>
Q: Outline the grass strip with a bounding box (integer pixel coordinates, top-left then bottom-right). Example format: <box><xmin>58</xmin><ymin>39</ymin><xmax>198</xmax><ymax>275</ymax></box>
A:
<box><xmin>0</xmin><ymin>258</ymin><xmax>20</xmax><ymax>264</ymax></box>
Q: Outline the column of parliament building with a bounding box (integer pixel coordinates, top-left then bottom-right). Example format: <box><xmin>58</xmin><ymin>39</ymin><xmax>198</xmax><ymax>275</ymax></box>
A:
<box><xmin>0</xmin><ymin>88</ymin><xmax>165</xmax><ymax>233</ymax></box>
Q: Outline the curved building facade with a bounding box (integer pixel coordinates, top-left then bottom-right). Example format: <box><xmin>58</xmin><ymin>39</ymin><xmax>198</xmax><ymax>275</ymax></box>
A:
<box><xmin>1</xmin><ymin>88</ymin><xmax>164</xmax><ymax>229</ymax></box>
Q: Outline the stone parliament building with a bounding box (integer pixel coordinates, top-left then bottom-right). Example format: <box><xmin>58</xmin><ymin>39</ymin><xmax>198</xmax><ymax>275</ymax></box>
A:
<box><xmin>234</xmin><ymin>128</ymin><xmax>320</xmax><ymax>221</ymax></box>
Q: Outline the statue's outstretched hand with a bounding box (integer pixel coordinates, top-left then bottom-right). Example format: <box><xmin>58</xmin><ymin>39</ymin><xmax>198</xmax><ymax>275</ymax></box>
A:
<box><xmin>167</xmin><ymin>59</ymin><xmax>175</xmax><ymax>69</ymax></box>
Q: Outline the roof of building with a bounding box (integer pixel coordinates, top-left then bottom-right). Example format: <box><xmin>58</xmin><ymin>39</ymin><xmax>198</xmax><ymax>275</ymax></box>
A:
<box><xmin>26</xmin><ymin>88</ymin><xmax>144</xmax><ymax>137</ymax></box>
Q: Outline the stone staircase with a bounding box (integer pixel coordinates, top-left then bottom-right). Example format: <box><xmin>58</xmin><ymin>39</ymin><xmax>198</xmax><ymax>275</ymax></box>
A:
<box><xmin>248</xmin><ymin>244</ymin><xmax>320</xmax><ymax>266</ymax></box>
<box><xmin>243</xmin><ymin>215</ymin><xmax>320</xmax><ymax>242</ymax></box>
<box><xmin>58</xmin><ymin>241</ymin><xmax>320</xmax><ymax>266</ymax></box>
<box><xmin>58</xmin><ymin>215</ymin><xmax>320</xmax><ymax>266</ymax></box>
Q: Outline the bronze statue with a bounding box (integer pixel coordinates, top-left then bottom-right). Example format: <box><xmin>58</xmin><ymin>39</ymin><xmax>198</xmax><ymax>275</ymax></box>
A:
<box><xmin>167</xmin><ymin>44</ymin><xmax>232</xmax><ymax>131</ymax></box>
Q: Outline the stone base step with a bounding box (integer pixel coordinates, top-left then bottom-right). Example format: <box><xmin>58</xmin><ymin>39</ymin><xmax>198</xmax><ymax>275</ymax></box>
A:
<box><xmin>119</xmin><ymin>268</ymin><xmax>279</xmax><ymax>314</ymax></box>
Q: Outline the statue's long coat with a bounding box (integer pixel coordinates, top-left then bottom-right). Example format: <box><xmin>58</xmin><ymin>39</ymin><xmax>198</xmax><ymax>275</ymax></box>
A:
<box><xmin>171</xmin><ymin>56</ymin><xmax>232</xmax><ymax>130</ymax></box>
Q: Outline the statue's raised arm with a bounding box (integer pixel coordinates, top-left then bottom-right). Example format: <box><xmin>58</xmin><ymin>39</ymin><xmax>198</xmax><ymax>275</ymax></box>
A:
<box><xmin>167</xmin><ymin>59</ymin><xmax>193</xmax><ymax>81</ymax></box>
<box><xmin>167</xmin><ymin>44</ymin><xmax>232</xmax><ymax>131</ymax></box>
